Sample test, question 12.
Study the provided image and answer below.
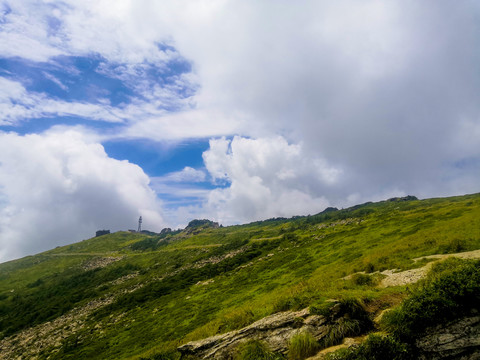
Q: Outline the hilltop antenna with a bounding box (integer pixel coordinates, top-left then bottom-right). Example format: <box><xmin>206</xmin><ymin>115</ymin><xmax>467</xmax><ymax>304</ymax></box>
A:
<box><xmin>137</xmin><ymin>216</ymin><xmax>142</xmax><ymax>232</ymax></box>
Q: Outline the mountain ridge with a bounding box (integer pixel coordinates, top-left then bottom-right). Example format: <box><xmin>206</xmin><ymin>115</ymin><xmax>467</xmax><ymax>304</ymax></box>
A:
<box><xmin>0</xmin><ymin>193</ymin><xmax>479</xmax><ymax>359</ymax></box>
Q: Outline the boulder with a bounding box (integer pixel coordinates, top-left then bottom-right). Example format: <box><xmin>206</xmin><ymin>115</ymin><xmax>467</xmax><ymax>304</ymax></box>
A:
<box><xmin>416</xmin><ymin>314</ymin><xmax>480</xmax><ymax>359</ymax></box>
<box><xmin>178</xmin><ymin>308</ymin><xmax>329</xmax><ymax>359</ymax></box>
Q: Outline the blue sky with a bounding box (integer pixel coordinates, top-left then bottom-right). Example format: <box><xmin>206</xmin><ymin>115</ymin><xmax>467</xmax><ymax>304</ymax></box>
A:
<box><xmin>0</xmin><ymin>44</ymin><xmax>213</xmax><ymax>209</ymax></box>
<box><xmin>0</xmin><ymin>1</ymin><xmax>479</xmax><ymax>262</ymax></box>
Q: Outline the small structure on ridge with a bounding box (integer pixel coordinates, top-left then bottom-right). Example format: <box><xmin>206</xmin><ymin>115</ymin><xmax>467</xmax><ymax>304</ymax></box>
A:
<box><xmin>95</xmin><ymin>229</ymin><xmax>110</xmax><ymax>237</ymax></box>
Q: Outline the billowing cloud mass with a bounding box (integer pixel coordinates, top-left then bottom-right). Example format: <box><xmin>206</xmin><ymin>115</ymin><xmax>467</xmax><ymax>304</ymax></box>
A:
<box><xmin>0</xmin><ymin>0</ymin><xmax>479</xmax><ymax>261</ymax></box>
<box><xmin>202</xmin><ymin>136</ymin><xmax>336</xmax><ymax>224</ymax></box>
<box><xmin>0</xmin><ymin>128</ymin><xmax>164</xmax><ymax>261</ymax></box>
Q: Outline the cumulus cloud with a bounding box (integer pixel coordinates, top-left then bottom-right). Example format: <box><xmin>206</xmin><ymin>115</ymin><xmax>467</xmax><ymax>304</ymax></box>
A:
<box><xmin>201</xmin><ymin>136</ymin><xmax>336</xmax><ymax>224</ymax></box>
<box><xmin>57</xmin><ymin>0</ymin><xmax>477</xmax><ymax>196</ymax></box>
<box><xmin>0</xmin><ymin>128</ymin><xmax>164</xmax><ymax>262</ymax></box>
<box><xmin>1</xmin><ymin>1</ymin><xmax>480</xmax><ymax>260</ymax></box>
<box><xmin>165</xmin><ymin>0</ymin><xmax>480</xmax><ymax>200</ymax></box>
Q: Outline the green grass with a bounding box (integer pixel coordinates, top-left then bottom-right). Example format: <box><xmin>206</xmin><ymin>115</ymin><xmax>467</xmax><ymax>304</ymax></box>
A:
<box><xmin>325</xmin><ymin>334</ymin><xmax>411</xmax><ymax>360</ymax></box>
<box><xmin>234</xmin><ymin>339</ymin><xmax>281</xmax><ymax>360</ymax></box>
<box><xmin>381</xmin><ymin>258</ymin><xmax>480</xmax><ymax>341</ymax></box>
<box><xmin>327</xmin><ymin>257</ymin><xmax>480</xmax><ymax>360</ymax></box>
<box><xmin>0</xmin><ymin>193</ymin><xmax>479</xmax><ymax>359</ymax></box>
<box><xmin>288</xmin><ymin>331</ymin><xmax>319</xmax><ymax>360</ymax></box>
<box><xmin>320</xmin><ymin>298</ymin><xmax>372</xmax><ymax>348</ymax></box>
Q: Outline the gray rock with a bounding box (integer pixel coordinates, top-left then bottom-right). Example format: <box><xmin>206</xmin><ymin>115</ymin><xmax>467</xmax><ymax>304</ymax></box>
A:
<box><xmin>416</xmin><ymin>315</ymin><xmax>480</xmax><ymax>359</ymax></box>
<box><xmin>178</xmin><ymin>308</ymin><xmax>329</xmax><ymax>359</ymax></box>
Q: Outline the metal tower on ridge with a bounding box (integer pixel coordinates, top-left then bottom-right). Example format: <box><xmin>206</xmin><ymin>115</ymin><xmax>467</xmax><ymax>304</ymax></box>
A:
<box><xmin>137</xmin><ymin>216</ymin><xmax>142</xmax><ymax>232</ymax></box>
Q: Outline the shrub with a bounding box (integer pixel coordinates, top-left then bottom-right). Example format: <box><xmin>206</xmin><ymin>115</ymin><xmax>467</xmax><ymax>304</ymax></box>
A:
<box><xmin>321</xmin><ymin>298</ymin><xmax>373</xmax><ymax>348</ymax></box>
<box><xmin>309</xmin><ymin>301</ymin><xmax>335</xmax><ymax>317</ymax></box>
<box><xmin>326</xmin><ymin>334</ymin><xmax>411</xmax><ymax>360</ymax></box>
<box><xmin>272</xmin><ymin>293</ymin><xmax>310</xmax><ymax>313</ymax></box>
<box><xmin>218</xmin><ymin>309</ymin><xmax>255</xmax><ymax>332</ymax></box>
<box><xmin>283</xmin><ymin>233</ymin><xmax>299</xmax><ymax>243</ymax></box>
<box><xmin>364</xmin><ymin>262</ymin><xmax>375</xmax><ymax>273</ymax></box>
<box><xmin>337</xmin><ymin>298</ymin><xmax>372</xmax><ymax>327</ymax></box>
<box><xmin>139</xmin><ymin>350</ymin><xmax>181</xmax><ymax>360</ymax></box>
<box><xmin>350</xmin><ymin>273</ymin><xmax>373</xmax><ymax>286</ymax></box>
<box><xmin>382</xmin><ymin>259</ymin><xmax>480</xmax><ymax>341</ymax></box>
<box><xmin>234</xmin><ymin>340</ymin><xmax>280</xmax><ymax>360</ymax></box>
<box><xmin>288</xmin><ymin>331</ymin><xmax>319</xmax><ymax>360</ymax></box>
<box><xmin>439</xmin><ymin>238</ymin><xmax>467</xmax><ymax>254</ymax></box>
<box><xmin>322</xmin><ymin>318</ymin><xmax>362</xmax><ymax>348</ymax></box>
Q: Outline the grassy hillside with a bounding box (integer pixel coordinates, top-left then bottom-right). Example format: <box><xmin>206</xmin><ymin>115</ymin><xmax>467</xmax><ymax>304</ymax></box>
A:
<box><xmin>0</xmin><ymin>193</ymin><xmax>479</xmax><ymax>359</ymax></box>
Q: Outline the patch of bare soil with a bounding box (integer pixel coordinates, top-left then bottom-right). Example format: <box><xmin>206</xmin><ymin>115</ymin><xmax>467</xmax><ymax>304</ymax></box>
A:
<box><xmin>379</xmin><ymin>249</ymin><xmax>480</xmax><ymax>288</ymax></box>
<box><xmin>82</xmin><ymin>256</ymin><xmax>123</xmax><ymax>271</ymax></box>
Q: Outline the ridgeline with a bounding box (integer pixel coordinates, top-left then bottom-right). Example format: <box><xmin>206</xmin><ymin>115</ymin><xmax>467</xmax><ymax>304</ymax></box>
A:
<box><xmin>0</xmin><ymin>194</ymin><xmax>479</xmax><ymax>359</ymax></box>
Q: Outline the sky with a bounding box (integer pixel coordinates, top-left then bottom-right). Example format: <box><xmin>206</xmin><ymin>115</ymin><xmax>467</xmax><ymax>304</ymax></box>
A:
<box><xmin>0</xmin><ymin>0</ymin><xmax>479</xmax><ymax>262</ymax></box>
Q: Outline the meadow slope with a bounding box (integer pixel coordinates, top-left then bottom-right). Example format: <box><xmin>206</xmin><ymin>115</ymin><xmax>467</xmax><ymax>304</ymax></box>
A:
<box><xmin>0</xmin><ymin>193</ymin><xmax>479</xmax><ymax>359</ymax></box>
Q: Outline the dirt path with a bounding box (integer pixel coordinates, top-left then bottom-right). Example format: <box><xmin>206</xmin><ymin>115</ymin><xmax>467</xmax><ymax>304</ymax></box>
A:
<box><xmin>379</xmin><ymin>249</ymin><xmax>480</xmax><ymax>287</ymax></box>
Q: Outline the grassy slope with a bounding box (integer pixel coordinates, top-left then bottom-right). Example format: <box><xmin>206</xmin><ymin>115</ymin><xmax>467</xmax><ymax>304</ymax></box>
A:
<box><xmin>0</xmin><ymin>193</ymin><xmax>479</xmax><ymax>359</ymax></box>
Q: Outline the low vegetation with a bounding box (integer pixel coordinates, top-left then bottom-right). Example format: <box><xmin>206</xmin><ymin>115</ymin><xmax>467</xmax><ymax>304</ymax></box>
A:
<box><xmin>234</xmin><ymin>339</ymin><xmax>281</xmax><ymax>360</ymax></box>
<box><xmin>288</xmin><ymin>331</ymin><xmax>319</xmax><ymax>360</ymax></box>
<box><xmin>326</xmin><ymin>334</ymin><xmax>411</xmax><ymax>360</ymax></box>
<box><xmin>0</xmin><ymin>193</ymin><xmax>478</xmax><ymax>359</ymax></box>
<box><xmin>321</xmin><ymin>298</ymin><xmax>373</xmax><ymax>348</ymax></box>
<box><xmin>327</xmin><ymin>257</ymin><xmax>480</xmax><ymax>359</ymax></box>
<box><xmin>382</xmin><ymin>258</ymin><xmax>480</xmax><ymax>341</ymax></box>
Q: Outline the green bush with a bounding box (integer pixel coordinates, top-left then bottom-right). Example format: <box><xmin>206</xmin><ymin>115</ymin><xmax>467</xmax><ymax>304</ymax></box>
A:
<box><xmin>139</xmin><ymin>350</ymin><xmax>181</xmax><ymax>360</ymax></box>
<box><xmin>309</xmin><ymin>301</ymin><xmax>335</xmax><ymax>317</ymax></box>
<box><xmin>288</xmin><ymin>331</ymin><xmax>319</xmax><ymax>360</ymax></box>
<box><xmin>326</xmin><ymin>334</ymin><xmax>411</xmax><ymax>360</ymax></box>
<box><xmin>283</xmin><ymin>233</ymin><xmax>299</xmax><ymax>243</ymax></box>
<box><xmin>234</xmin><ymin>339</ymin><xmax>281</xmax><ymax>360</ymax></box>
<box><xmin>218</xmin><ymin>309</ymin><xmax>255</xmax><ymax>332</ymax></box>
<box><xmin>350</xmin><ymin>273</ymin><xmax>373</xmax><ymax>286</ymax></box>
<box><xmin>439</xmin><ymin>238</ymin><xmax>467</xmax><ymax>254</ymax></box>
<box><xmin>322</xmin><ymin>318</ymin><xmax>361</xmax><ymax>348</ymax></box>
<box><xmin>363</xmin><ymin>262</ymin><xmax>375</xmax><ymax>273</ymax></box>
<box><xmin>382</xmin><ymin>259</ymin><xmax>480</xmax><ymax>341</ymax></box>
<box><xmin>321</xmin><ymin>298</ymin><xmax>373</xmax><ymax>348</ymax></box>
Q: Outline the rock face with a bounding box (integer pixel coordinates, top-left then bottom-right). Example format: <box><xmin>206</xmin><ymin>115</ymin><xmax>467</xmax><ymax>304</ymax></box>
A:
<box><xmin>179</xmin><ymin>303</ymin><xmax>480</xmax><ymax>360</ymax></box>
<box><xmin>185</xmin><ymin>219</ymin><xmax>220</xmax><ymax>234</ymax></box>
<box><xmin>416</xmin><ymin>314</ymin><xmax>480</xmax><ymax>359</ymax></box>
<box><xmin>178</xmin><ymin>308</ymin><xmax>329</xmax><ymax>359</ymax></box>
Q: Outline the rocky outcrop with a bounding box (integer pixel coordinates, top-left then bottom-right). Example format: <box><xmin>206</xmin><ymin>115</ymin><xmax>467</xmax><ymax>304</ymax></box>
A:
<box><xmin>185</xmin><ymin>219</ymin><xmax>220</xmax><ymax>234</ymax></box>
<box><xmin>81</xmin><ymin>256</ymin><xmax>122</xmax><ymax>271</ymax></box>
<box><xmin>179</xmin><ymin>299</ymin><xmax>373</xmax><ymax>360</ymax></box>
<box><xmin>416</xmin><ymin>314</ymin><xmax>480</xmax><ymax>359</ymax></box>
<box><xmin>178</xmin><ymin>308</ymin><xmax>328</xmax><ymax>359</ymax></box>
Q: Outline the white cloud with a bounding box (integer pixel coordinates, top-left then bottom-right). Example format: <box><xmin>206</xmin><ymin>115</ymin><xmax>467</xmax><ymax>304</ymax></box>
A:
<box><xmin>201</xmin><ymin>136</ymin><xmax>337</xmax><ymax>224</ymax></box>
<box><xmin>1</xmin><ymin>0</ymin><xmax>480</xmax><ymax>259</ymax></box>
<box><xmin>0</xmin><ymin>1</ymin><xmax>65</xmax><ymax>61</ymax></box>
<box><xmin>0</xmin><ymin>76</ymin><xmax>198</xmax><ymax>129</ymax></box>
<box><xmin>167</xmin><ymin>0</ymin><xmax>480</xmax><ymax>200</ymax></box>
<box><xmin>0</xmin><ymin>77</ymin><xmax>124</xmax><ymax>125</ymax></box>
<box><xmin>0</xmin><ymin>128</ymin><xmax>164</xmax><ymax>262</ymax></box>
<box><xmin>0</xmin><ymin>0</ymin><xmax>172</xmax><ymax>64</ymax></box>
<box><xmin>123</xmin><ymin>108</ymin><xmax>245</xmax><ymax>141</ymax></box>
<box><xmin>155</xmin><ymin>166</ymin><xmax>206</xmax><ymax>183</ymax></box>
<box><xmin>42</xmin><ymin>71</ymin><xmax>69</xmax><ymax>91</ymax></box>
